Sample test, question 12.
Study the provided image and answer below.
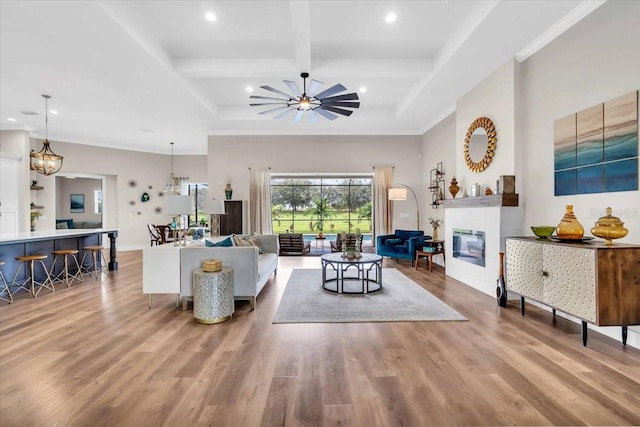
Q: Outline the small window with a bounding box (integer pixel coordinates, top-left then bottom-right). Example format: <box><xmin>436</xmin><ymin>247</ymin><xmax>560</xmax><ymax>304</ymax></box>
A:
<box><xmin>94</xmin><ymin>190</ymin><xmax>102</xmax><ymax>214</ymax></box>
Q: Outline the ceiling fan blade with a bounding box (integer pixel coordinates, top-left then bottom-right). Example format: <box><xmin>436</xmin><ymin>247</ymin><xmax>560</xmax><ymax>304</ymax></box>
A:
<box><xmin>318</xmin><ymin>93</ymin><xmax>359</xmax><ymax>102</ymax></box>
<box><xmin>314</xmin><ymin>108</ymin><xmax>338</xmax><ymax>121</ymax></box>
<box><xmin>320</xmin><ymin>105</ymin><xmax>354</xmax><ymax>116</ymax></box>
<box><xmin>283</xmin><ymin>80</ymin><xmax>302</xmax><ymax>97</ymax></box>
<box><xmin>260</xmin><ymin>85</ymin><xmax>295</xmax><ymax>99</ymax></box>
<box><xmin>274</xmin><ymin>108</ymin><xmax>297</xmax><ymax>119</ymax></box>
<box><xmin>314</xmin><ymin>83</ymin><xmax>347</xmax><ymax>99</ymax></box>
<box><xmin>250</xmin><ymin>95</ymin><xmax>290</xmax><ymax>101</ymax></box>
<box><xmin>308</xmin><ymin>109</ymin><xmax>319</xmax><ymax>122</ymax></box>
<box><xmin>306</xmin><ymin>79</ymin><xmax>324</xmax><ymax>97</ymax></box>
<box><xmin>320</xmin><ymin>101</ymin><xmax>360</xmax><ymax>109</ymax></box>
<box><xmin>258</xmin><ymin>106</ymin><xmax>292</xmax><ymax>115</ymax></box>
<box><xmin>250</xmin><ymin>102</ymin><xmax>289</xmax><ymax>106</ymax></box>
<box><xmin>292</xmin><ymin>110</ymin><xmax>304</xmax><ymax>123</ymax></box>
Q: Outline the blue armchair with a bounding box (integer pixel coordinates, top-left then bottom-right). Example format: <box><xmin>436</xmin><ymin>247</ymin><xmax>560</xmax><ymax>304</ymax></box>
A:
<box><xmin>377</xmin><ymin>230</ymin><xmax>431</xmax><ymax>265</ymax></box>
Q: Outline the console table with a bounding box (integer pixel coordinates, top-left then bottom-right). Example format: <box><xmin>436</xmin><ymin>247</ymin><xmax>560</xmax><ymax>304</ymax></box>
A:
<box><xmin>505</xmin><ymin>237</ymin><xmax>640</xmax><ymax>346</ymax></box>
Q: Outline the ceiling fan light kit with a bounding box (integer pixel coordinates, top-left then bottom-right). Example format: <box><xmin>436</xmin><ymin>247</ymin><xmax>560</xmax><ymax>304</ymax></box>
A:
<box><xmin>249</xmin><ymin>72</ymin><xmax>360</xmax><ymax>122</ymax></box>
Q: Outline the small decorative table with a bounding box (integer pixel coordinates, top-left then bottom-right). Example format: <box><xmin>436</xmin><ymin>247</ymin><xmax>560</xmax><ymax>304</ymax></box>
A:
<box><xmin>415</xmin><ymin>240</ymin><xmax>445</xmax><ymax>273</ymax></box>
<box><xmin>192</xmin><ymin>267</ymin><xmax>234</xmax><ymax>324</ymax></box>
<box><xmin>320</xmin><ymin>253</ymin><xmax>383</xmax><ymax>294</ymax></box>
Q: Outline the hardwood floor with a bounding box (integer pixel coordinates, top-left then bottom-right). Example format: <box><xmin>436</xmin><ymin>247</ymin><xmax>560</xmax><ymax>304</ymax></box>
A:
<box><xmin>1</xmin><ymin>251</ymin><xmax>639</xmax><ymax>426</ymax></box>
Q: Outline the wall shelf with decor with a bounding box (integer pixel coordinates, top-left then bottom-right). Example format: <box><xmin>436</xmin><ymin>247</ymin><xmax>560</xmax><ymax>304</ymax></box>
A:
<box><xmin>31</xmin><ymin>205</ymin><xmax>44</xmax><ymax>210</ymax></box>
<box><xmin>443</xmin><ymin>193</ymin><xmax>519</xmax><ymax>209</ymax></box>
<box><xmin>30</xmin><ymin>185</ymin><xmax>44</xmax><ymax>190</ymax></box>
<box><xmin>428</xmin><ymin>162</ymin><xmax>445</xmax><ymax>208</ymax></box>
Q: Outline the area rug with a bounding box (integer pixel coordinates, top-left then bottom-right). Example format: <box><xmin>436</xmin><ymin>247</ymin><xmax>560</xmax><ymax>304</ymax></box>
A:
<box><xmin>273</xmin><ymin>268</ymin><xmax>467</xmax><ymax>323</ymax></box>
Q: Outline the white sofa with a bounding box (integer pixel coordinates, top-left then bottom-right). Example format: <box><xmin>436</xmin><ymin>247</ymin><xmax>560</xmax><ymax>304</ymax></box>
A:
<box><xmin>179</xmin><ymin>234</ymin><xmax>278</xmax><ymax>309</ymax></box>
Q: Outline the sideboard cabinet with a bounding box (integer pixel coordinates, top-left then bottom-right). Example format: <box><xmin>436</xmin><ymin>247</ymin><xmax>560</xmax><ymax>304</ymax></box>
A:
<box><xmin>505</xmin><ymin>237</ymin><xmax>640</xmax><ymax>346</ymax></box>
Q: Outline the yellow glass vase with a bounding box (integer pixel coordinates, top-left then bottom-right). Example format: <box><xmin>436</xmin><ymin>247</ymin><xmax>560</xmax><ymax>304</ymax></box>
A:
<box><xmin>557</xmin><ymin>205</ymin><xmax>584</xmax><ymax>240</ymax></box>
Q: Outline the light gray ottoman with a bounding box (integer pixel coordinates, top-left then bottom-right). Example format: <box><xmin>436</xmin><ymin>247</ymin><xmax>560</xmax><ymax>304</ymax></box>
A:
<box><xmin>192</xmin><ymin>267</ymin><xmax>234</xmax><ymax>324</ymax></box>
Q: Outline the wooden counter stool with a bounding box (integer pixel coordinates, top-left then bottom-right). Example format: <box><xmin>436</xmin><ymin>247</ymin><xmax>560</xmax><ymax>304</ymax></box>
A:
<box><xmin>80</xmin><ymin>246</ymin><xmax>110</xmax><ymax>279</ymax></box>
<box><xmin>50</xmin><ymin>249</ymin><xmax>84</xmax><ymax>287</ymax></box>
<box><xmin>0</xmin><ymin>260</ymin><xmax>13</xmax><ymax>303</ymax></box>
<box><xmin>11</xmin><ymin>254</ymin><xmax>55</xmax><ymax>297</ymax></box>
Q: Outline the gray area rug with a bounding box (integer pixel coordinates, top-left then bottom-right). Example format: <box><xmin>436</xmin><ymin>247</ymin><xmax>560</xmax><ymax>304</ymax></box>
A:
<box><xmin>273</xmin><ymin>268</ymin><xmax>467</xmax><ymax>323</ymax></box>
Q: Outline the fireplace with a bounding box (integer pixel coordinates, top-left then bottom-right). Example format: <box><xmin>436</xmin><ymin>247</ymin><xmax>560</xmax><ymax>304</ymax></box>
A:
<box><xmin>452</xmin><ymin>228</ymin><xmax>486</xmax><ymax>267</ymax></box>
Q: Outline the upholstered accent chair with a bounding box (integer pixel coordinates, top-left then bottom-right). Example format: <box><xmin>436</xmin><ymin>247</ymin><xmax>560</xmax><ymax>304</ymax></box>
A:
<box><xmin>376</xmin><ymin>230</ymin><xmax>431</xmax><ymax>265</ymax></box>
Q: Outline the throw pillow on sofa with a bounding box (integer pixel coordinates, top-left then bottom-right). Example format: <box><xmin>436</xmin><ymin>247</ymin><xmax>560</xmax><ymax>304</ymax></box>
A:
<box><xmin>232</xmin><ymin>234</ymin><xmax>264</xmax><ymax>253</ymax></box>
<box><xmin>206</xmin><ymin>236</ymin><xmax>234</xmax><ymax>247</ymax></box>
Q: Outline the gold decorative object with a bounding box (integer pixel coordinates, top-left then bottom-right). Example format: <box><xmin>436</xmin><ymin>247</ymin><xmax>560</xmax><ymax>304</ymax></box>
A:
<box><xmin>463</xmin><ymin>116</ymin><xmax>497</xmax><ymax>173</ymax></box>
<box><xmin>202</xmin><ymin>259</ymin><xmax>222</xmax><ymax>272</ymax></box>
<box><xmin>448</xmin><ymin>177</ymin><xmax>460</xmax><ymax>198</ymax></box>
<box><xmin>485</xmin><ymin>187</ymin><xmax>493</xmax><ymax>195</ymax></box>
<box><xmin>590</xmin><ymin>207</ymin><xmax>628</xmax><ymax>246</ymax></box>
<box><xmin>556</xmin><ymin>205</ymin><xmax>584</xmax><ymax>240</ymax></box>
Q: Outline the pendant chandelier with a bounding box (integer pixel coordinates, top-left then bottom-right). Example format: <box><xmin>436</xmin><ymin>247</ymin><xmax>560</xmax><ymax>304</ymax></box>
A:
<box><xmin>30</xmin><ymin>94</ymin><xmax>64</xmax><ymax>176</ymax></box>
<box><xmin>163</xmin><ymin>142</ymin><xmax>179</xmax><ymax>194</ymax></box>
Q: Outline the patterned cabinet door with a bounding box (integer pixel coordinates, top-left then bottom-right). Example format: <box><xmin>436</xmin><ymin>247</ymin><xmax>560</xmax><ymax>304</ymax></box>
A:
<box><xmin>542</xmin><ymin>246</ymin><xmax>596</xmax><ymax>323</ymax></box>
<box><xmin>505</xmin><ymin>239</ymin><xmax>543</xmax><ymax>301</ymax></box>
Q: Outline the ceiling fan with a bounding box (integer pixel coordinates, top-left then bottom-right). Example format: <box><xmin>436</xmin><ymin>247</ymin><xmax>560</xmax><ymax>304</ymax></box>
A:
<box><xmin>249</xmin><ymin>72</ymin><xmax>360</xmax><ymax>122</ymax></box>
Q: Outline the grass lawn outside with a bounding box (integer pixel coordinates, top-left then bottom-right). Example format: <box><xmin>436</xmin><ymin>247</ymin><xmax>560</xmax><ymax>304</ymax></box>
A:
<box><xmin>273</xmin><ymin>210</ymin><xmax>371</xmax><ymax>235</ymax></box>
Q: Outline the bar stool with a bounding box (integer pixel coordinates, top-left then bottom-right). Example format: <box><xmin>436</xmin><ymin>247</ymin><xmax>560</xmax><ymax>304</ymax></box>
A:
<box><xmin>11</xmin><ymin>254</ymin><xmax>55</xmax><ymax>297</ymax></box>
<box><xmin>80</xmin><ymin>246</ymin><xmax>110</xmax><ymax>279</ymax></box>
<box><xmin>50</xmin><ymin>249</ymin><xmax>84</xmax><ymax>287</ymax></box>
<box><xmin>0</xmin><ymin>260</ymin><xmax>12</xmax><ymax>303</ymax></box>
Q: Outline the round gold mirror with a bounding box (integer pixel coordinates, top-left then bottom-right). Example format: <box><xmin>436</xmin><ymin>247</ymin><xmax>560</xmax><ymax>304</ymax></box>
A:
<box><xmin>464</xmin><ymin>117</ymin><xmax>497</xmax><ymax>172</ymax></box>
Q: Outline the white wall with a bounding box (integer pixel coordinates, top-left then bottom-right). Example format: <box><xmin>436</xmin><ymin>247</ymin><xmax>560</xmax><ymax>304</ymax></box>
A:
<box><xmin>27</xmin><ymin>140</ymin><xmax>207</xmax><ymax>249</ymax></box>
<box><xmin>456</xmin><ymin>58</ymin><xmax>521</xmax><ymax>195</ymax></box>
<box><xmin>208</xmin><ymin>135</ymin><xmax>423</xmax><ymax>233</ymax></box>
<box><xmin>421</xmin><ymin>112</ymin><xmax>456</xmax><ymax>266</ymax></box>
<box><xmin>0</xmin><ymin>130</ymin><xmax>32</xmax><ymax>232</ymax></box>
<box><xmin>56</xmin><ymin>177</ymin><xmax>102</xmax><ymax>223</ymax></box>
<box><xmin>519</xmin><ymin>0</ymin><xmax>640</xmax><ymax>347</ymax></box>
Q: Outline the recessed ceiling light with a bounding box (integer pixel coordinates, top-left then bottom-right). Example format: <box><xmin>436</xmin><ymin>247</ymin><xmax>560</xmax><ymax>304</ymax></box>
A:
<box><xmin>246</xmin><ymin>86</ymin><xmax>254</xmax><ymax>93</ymax></box>
<box><xmin>49</xmin><ymin>110</ymin><xmax>58</xmax><ymax>115</ymax></box>
<box><xmin>385</xmin><ymin>12</ymin><xmax>397</xmax><ymax>23</ymax></box>
<box><xmin>205</xmin><ymin>12</ymin><xmax>217</xmax><ymax>22</ymax></box>
<box><xmin>65</xmin><ymin>176</ymin><xmax>76</xmax><ymax>179</ymax></box>
<box><xmin>7</xmin><ymin>118</ymin><xmax>16</xmax><ymax>122</ymax></box>
<box><xmin>359</xmin><ymin>87</ymin><xmax>367</xmax><ymax>93</ymax></box>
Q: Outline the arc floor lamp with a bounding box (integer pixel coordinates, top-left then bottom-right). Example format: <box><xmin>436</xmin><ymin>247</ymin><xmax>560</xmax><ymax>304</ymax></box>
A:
<box><xmin>389</xmin><ymin>183</ymin><xmax>420</xmax><ymax>230</ymax></box>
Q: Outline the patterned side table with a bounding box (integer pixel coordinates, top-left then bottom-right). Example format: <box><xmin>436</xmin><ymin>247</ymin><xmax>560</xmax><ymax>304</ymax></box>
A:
<box><xmin>192</xmin><ymin>267</ymin><xmax>234</xmax><ymax>324</ymax></box>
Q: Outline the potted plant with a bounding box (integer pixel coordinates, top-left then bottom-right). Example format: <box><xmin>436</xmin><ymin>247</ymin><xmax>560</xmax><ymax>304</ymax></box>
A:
<box><xmin>345</xmin><ymin>246</ymin><xmax>356</xmax><ymax>258</ymax></box>
<box><xmin>306</xmin><ymin>197</ymin><xmax>335</xmax><ymax>238</ymax></box>
<box><xmin>428</xmin><ymin>217</ymin><xmax>443</xmax><ymax>241</ymax></box>
<box><xmin>30</xmin><ymin>211</ymin><xmax>42</xmax><ymax>231</ymax></box>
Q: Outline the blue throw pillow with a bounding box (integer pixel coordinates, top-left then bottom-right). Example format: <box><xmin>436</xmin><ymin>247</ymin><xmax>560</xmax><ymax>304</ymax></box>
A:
<box><xmin>206</xmin><ymin>236</ymin><xmax>233</xmax><ymax>247</ymax></box>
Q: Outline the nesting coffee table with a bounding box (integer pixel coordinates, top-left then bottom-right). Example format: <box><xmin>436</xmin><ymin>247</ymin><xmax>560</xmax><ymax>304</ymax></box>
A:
<box><xmin>320</xmin><ymin>253</ymin><xmax>383</xmax><ymax>294</ymax></box>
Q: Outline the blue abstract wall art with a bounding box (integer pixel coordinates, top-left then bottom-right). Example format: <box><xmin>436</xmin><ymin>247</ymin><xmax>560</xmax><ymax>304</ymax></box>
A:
<box><xmin>554</xmin><ymin>91</ymin><xmax>638</xmax><ymax>196</ymax></box>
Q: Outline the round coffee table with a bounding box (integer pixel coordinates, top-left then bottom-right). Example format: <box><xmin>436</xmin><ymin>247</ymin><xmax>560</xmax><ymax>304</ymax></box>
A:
<box><xmin>320</xmin><ymin>253</ymin><xmax>383</xmax><ymax>294</ymax></box>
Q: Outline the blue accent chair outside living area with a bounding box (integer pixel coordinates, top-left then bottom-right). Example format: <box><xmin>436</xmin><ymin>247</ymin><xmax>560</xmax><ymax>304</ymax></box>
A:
<box><xmin>376</xmin><ymin>230</ymin><xmax>431</xmax><ymax>265</ymax></box>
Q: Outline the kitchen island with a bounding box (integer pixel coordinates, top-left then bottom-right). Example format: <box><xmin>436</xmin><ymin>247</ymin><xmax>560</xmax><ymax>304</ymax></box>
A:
<box><xmin>0</xmin><ymin>229</ymin><xmax>119</xmax><ymax>291</ymax></box>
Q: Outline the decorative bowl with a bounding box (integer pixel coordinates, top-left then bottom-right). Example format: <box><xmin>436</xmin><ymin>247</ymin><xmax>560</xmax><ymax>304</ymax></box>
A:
<box><xmin>531</xmin><ymin>226</ymin><xmax>556</xmax><ymax>239</ymax></box>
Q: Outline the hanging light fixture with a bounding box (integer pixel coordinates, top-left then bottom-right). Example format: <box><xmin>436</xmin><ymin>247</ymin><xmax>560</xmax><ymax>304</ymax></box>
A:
<box><xmin>163</xmin><ymin>142</ymin><xmax>179</xmax><ymax>194</ymax></box>
<box><xmin>30</xmin><ymin>94</ymin><xmax>63</xmax><ymax>176</ymax></box>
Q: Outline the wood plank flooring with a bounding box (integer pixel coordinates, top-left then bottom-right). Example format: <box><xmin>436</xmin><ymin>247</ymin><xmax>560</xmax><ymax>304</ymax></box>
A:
<box><xmin>1</xmin><ymin>251</ymin><xmax>639</xmax><ymax>426</ymax></box>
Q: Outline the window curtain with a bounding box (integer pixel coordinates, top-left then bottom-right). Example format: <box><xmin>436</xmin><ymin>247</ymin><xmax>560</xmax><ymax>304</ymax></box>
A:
<box><xmin>249</xmin><ymin>168</ymin><xmax>273</xmax><ymax>234</ymax></box>
<box><xmin>373</xmin><ymin>166</ymin><xmax>394</xmax><ymax>241</ymax></box>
